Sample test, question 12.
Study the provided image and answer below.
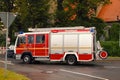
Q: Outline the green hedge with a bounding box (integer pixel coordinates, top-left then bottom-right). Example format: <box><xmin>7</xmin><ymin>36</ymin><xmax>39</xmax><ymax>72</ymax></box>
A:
<box><xmin>101</xmin><ymin>41</ymin><xmax>120</xmax><ymax>57</ymax></box>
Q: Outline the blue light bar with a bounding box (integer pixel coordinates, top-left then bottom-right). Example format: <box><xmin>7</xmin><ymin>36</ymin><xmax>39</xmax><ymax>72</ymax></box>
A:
<box><xmin>90</xmin><ymin>28</ymin><xmax>94</xmax><ymax>32</ymax></box>
<box><xmin>19</xmin><ymin>31</ymin><xmax>24</xmax><ymax>34</ymax></box>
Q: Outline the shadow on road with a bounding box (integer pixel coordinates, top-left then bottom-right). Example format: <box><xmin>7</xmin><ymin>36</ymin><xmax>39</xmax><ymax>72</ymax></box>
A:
<box><xmin>0</xmin><ymin>54</ymin><xmax>104</xmax><ymax>68</ymax></box>
<box><xmin>17</xmin><ymin>61</ymin><xmax>103</xmax><ymax>68</ymax></box>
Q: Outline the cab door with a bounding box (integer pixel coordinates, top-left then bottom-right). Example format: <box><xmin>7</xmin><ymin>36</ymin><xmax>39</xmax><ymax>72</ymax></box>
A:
<box><xmin>35</xmin><ymin>34</ymin><xmax>49</xmax><ymax>56</ymax></box>
<box><xmin>26</xmin><ymin>34</ymin><xmax>35</xmax><ymax>56</ymax></box>
<box><xmin>15</xmin><ymin>35</ymin><xmax>26</xmax><ymax>55</ymax></box>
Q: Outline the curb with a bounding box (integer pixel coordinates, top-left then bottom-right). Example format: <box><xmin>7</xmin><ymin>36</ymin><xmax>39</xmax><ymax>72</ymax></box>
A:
<box><xmin>106</xmin><ymin>57</ymin><xmax>120</xmax><ymax>61</ymax></box>
<box><xmin>96</xmin><ymin>57</ymin><xmax>120</xmax><ymax>62</ymax></box>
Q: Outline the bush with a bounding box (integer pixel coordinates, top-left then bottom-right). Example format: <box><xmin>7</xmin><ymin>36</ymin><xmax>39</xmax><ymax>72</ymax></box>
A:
<box><xmin>101</xmin><ymin>41</ymin><xmax>120</xmax><ymax>57</ymax></box>
<box><xmin>109</xmin><ymin>23</ymin><xmax>120</xmax><ymax>41</ymax></box>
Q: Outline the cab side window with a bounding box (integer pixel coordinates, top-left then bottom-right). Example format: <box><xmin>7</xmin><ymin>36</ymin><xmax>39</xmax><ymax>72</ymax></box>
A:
<box><xmin>36</xmin><ymin>35</ymin><xmax>45</xmax><ymax>44</ymax></box>
<box><xmin>28</xmin><ymin>35</ymin><xmax>34</xmax><ymax>43</ymax></box>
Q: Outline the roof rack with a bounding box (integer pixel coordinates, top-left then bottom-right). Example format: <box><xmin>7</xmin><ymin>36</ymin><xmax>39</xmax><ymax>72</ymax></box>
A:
<box><xmin>28</xmin><ymin>26</ymin><xmax>85</xmax><ymax>32</ymax></box>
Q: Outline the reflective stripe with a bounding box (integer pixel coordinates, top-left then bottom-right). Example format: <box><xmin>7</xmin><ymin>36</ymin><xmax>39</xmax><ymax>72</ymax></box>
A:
<box><xmin>51</xmin><ymin>47</ymin><xmax>91</xmax><ymax>49</ymax></box>
<box><xmin>16</xmin><ymin>48</ymin><xmax>48</xmax><ymax>50</ymax></box>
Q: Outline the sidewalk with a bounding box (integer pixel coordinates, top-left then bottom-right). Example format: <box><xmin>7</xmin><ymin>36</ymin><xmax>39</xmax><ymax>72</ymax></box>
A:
<box><xmin>106</xmin><ymin>57</ymin><xmax>120</xmax><ymax>61</ymax></box>
<box><xmin>96</xmin><ymin>57</ymin><xmax>120</xmax><ymax>62</ymax></box>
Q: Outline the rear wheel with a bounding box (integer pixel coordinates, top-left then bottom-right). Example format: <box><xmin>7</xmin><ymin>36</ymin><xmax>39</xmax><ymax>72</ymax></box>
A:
<box><xmin>23</xmin><ymin>55</ymin><xmax>32</xmax><ymax>64</ymax></box>
<box><xmin>66</xmin><ymin>55</ymin><xmax>77</xmax><ymax>65</ymax></box>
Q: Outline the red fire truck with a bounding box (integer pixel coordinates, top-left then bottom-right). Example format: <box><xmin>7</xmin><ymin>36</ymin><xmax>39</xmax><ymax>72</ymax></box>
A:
<box><xmin>14</xmin><ymin>26</ymin><xmax>108</xmax><ymax>65</ymax></box>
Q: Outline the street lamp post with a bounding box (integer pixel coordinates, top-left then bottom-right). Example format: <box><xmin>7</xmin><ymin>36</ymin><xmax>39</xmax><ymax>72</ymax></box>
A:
<box><xmin>5</xmin><ymin>12</ymin><xmax>9</xmax><ymax>77</ymax></box>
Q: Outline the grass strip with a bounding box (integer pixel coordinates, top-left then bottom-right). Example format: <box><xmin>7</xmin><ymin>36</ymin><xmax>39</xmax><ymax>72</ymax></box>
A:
<box><xmin>0</xmin><ymin>68</ymin><xmax>30</xmax><ymax>80</ymax></box>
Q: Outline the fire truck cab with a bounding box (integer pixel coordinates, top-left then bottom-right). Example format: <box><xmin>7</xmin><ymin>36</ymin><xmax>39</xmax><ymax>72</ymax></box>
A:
<box><xmin>14</xmin><ymin>26</ymin><xmax>108</xmax><ymax>65</ymax></box>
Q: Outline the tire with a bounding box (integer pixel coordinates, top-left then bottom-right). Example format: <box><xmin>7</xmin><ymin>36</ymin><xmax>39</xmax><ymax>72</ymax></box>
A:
<box><xmin>66</xmin><ymin>55</ymin><xmax>77</xmax><ymax>65</ymax></box>
<box><xmin>7</xmin><ymin>50</ymin><xmax>14</xmax><ymax>58</ymax></box>
<box><xmin>7</xmin><ymin>53</ymin><xmax>11</xmax><ymax>58</ymax></box>
<box><xmin>23</xmin><ymin>55</ymin><xmax>32</xmax><ymax>64</ymax></box>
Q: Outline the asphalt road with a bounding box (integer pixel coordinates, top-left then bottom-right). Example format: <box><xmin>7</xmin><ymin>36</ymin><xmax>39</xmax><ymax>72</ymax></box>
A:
<box><xmin>0</xmin><ymin>54</ymin><xmax>120</xmax><ymax>80</ymax></box>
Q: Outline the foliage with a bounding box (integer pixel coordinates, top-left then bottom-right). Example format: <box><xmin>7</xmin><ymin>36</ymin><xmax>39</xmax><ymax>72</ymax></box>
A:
<box><xmin>14</xmin><ymin>0</ymin><xmax>50</xmax><ymax>28</ymax></box>
<box><xmin>55</xmin><ymin>0</ymin><xmax>110</xmax><ymax>25</ymax></box>
<box><xmin>0</xmin><ymin>0</ymin><xmax>111</xmax><ymax>44</ymax></box>
<box><xmin>0</xmin><ymin>22</ymin><xmax>4</xmax><ymax>30</ymax></box>
<box><xmin>0</xmin><ymin>34</ymin><xmax>6</xmax><ymax>46</ymax></box>
<box><xmin>55</xmin><ymin>0</ymin><xmax>110</xmax><ymax>39</ymax></box>
<box><xmin>0</xmin><ymin>68</ymin><xmax>30</xmax><ymax>80</ymax></box>
<box><xmin>101</xmin><ymin>41</ymin><xmax>120</xmax><ymax>57</ymax></box>
<box><xmin>109</xmin><ymin>23</ymin><xmax>120</xmax><ymax>41</ymax></box>
<box><xmin>0</xmin><ymin>0</ymin><xmax>51</xmax><ymax>44</ymax></box>
<box><xmin>100</xmin><ymin>23</ymin><xmax>120</xmax><ymax>57</ymax></box>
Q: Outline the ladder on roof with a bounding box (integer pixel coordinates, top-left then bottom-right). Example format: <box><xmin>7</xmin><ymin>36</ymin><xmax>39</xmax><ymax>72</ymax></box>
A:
<box><xmin>28</xmin><ymin>26</ymin><xmax>85</xmax><ymax>32</ymax></box>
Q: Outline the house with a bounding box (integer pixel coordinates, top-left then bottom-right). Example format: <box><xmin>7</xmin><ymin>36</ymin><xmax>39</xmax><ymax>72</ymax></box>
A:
<box><xmin>97</xmin><ymin>0</ymin><xmax>120</xmax><ymax>22</ymax></box>
<box><xmin>96</xmin><ymin>0</ymin><xmax>120</xmax><ymax>40</ymax></box>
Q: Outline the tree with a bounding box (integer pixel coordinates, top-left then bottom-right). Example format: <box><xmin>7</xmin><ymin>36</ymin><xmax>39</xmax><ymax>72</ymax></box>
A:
<box><xmin>14</xmin><ymin>0</ymin><xmax>50</xmax><ymax>28</ymax></box>
<box><xmin>55</xmin><ymin>0</ymin><xmax>110</xmax><ymax>25</ymax></box>
<box><xmin>0</xmin><ymin>0</ymin><xmax>51</xmax><ymax>43</ymax></box>
<box><xmin>28</xmin><ymin>0</ymin><xmax>50</xmax><ymax>28</ymax></box>
<box><xmin>0</xmin><ymin>34</ymin><xmax>6</xmax><ymax>46</ymax></box>
<box><xmin>109</xmin><ymin>23</ymin><xmax>120</xmax><ymax>41</ymax></box>
<box><xmin>55</xmin><ymin>0</ymin><xmax>110</xmax><ymax>39</ymax></box>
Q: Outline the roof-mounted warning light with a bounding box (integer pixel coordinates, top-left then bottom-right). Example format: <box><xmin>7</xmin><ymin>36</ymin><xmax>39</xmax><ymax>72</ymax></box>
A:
<box><xmin>19</xmin><ymin>31</ymin><xmax>24</xmax><ymax>34</ymax></box>
<box><xmin>51</xmin><ymin>30</ymin><xmax>58</xmax><ymax>33</ymax></box>
<box><xmin>90</xmin><ymin>27</ymin><xmax>95</xmax><ymax>32</ymax></box>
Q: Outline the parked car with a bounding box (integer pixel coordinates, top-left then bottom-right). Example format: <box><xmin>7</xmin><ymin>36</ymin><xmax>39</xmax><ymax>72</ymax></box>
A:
<box><xmin>7</xmin><ymin>49</ymin><xmax>14</xmax><ymax>58</ymax></box>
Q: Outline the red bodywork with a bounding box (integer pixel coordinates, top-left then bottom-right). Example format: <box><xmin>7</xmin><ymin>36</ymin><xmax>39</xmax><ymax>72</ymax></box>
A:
<box><xmin>16</xmin><ymin>29</ymin><xmax>94</xmax><ymax>61</ymax></box>
<box><xmin>16</xmin><ymin>33</ymin><xmax>49</xmax><ymax>57</ymax></box>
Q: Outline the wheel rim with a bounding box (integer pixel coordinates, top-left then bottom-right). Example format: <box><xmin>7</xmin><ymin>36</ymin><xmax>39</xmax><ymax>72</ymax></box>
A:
<box><xmin>23</xmin><ymin>55</ymin><xmax>30</xmax><ymax>63</ymax></box>
<box><xmin>67</xmin><ymin>56</ymin><xmax>76</xmax><ymax>65</ymax></box>
<box><xmin>24</xmin><ymin>56</ymin><xmax>29</xmax><ymax>62</ymax></box>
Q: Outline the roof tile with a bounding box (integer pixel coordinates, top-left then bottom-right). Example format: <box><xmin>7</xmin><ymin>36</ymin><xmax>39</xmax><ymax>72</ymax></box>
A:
<box><xmin>97</xmin><ymin>0</ymin><xmax>120</xmax><ymax>22</ymax></box>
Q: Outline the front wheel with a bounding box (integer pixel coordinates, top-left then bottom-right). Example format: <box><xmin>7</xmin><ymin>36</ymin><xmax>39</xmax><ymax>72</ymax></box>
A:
<box><xmin>23</xmin><ymin>55</ymin><xmax>32</xmax><ymax>64</ymax></box>
<box><xmin>66</xmin><ymin>55</ymin><xmax>77</xmax><ymax>65</ymax></box>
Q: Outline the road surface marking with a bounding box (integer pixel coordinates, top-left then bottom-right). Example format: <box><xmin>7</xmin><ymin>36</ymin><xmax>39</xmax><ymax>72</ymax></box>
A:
<box><xmin>0</xmin><ymin>60</ymin><xmax>14</xmax><ymax>65</ymax></box>
<box><xmin>60</xmin><ymin>69</ymin><xmax>109</xmax><ymax>80</ymax></box>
